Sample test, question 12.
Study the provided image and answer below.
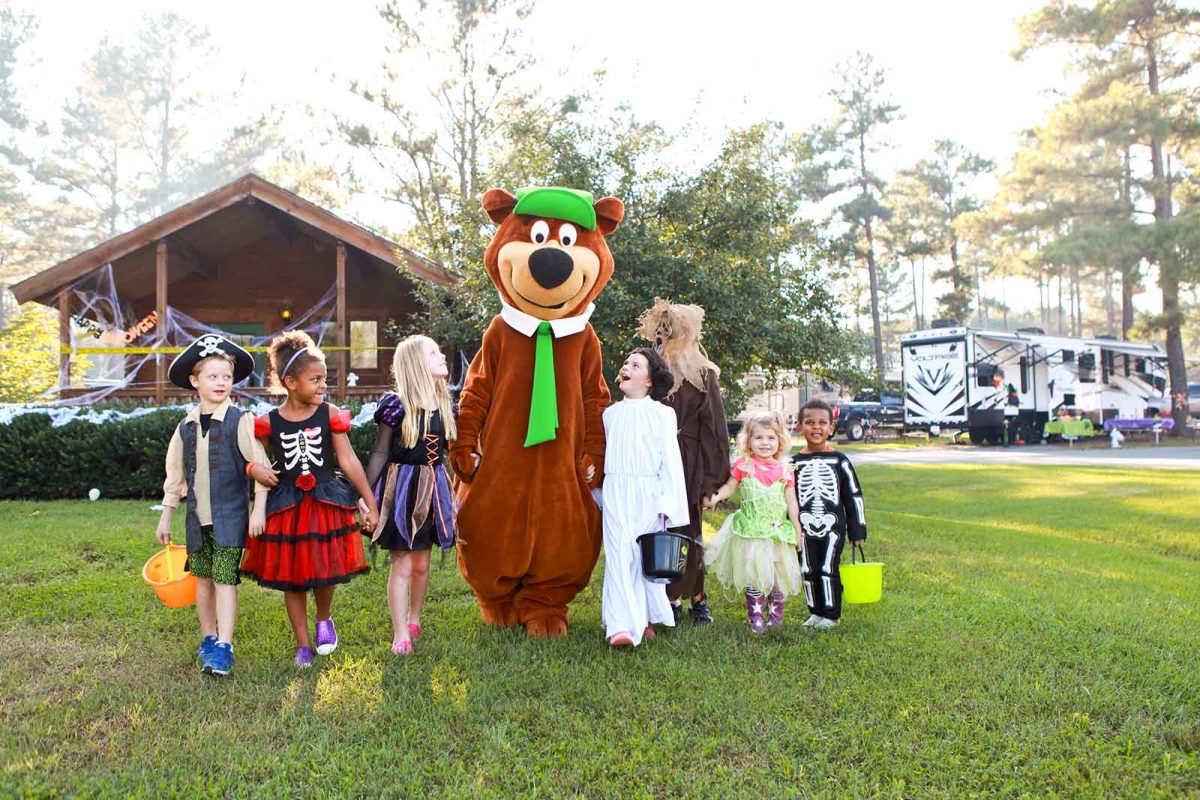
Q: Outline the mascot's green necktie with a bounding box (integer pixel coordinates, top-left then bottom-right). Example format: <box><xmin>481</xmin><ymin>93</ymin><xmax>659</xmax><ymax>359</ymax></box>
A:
<box><xmin>524</xmin><ymin>321</ymin><xmax>559</xmax><ymax>446</ymax></box>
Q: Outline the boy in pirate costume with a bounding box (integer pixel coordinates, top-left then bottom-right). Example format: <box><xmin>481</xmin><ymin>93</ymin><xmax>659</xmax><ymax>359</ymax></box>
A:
<box><xmin>156</xmin><ymin>335</ymin><xmax>276</xmax><ymax>675</ymax></box>
<box><xmin>637</xmin><ymin>300</ymin><xmax>730</xmax><ymax>626</ymax></box>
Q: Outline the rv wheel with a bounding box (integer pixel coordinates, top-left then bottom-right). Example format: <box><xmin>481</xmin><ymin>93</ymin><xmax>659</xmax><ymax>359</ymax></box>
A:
<box><xmin>846</xmin><ymin>420</ymin><xmax>865</xmax><ymax>441</ymax></box>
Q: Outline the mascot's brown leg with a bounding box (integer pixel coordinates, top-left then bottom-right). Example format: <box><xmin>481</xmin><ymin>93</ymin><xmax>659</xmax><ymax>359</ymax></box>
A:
<box><xmin>479</xmin><ymin>600</ymin><xmax>520</xmax><ymax>628</ymax></box>
<box><xmin>523</xmin><ymin>612</ymin><xmax>568</xmax><ymax>640</ymax></box>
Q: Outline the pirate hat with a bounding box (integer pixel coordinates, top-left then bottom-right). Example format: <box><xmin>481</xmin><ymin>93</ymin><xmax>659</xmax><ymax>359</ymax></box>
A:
<box><xmin>168</xmin><ymin>334</ymin><xmax>254</xmax><ymax>390</ymax></box>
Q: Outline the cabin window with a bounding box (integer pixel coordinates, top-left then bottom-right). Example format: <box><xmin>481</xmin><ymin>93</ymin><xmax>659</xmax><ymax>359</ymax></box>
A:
<box><xmin>1061</xmin><ymin>350</ymin><xmax>1075</xmax><ymax>364</ymax></box>
<box><xmin>350</xmin><ymin>321</ymin><xmax>378</xmax><ymax>370</ymax></box>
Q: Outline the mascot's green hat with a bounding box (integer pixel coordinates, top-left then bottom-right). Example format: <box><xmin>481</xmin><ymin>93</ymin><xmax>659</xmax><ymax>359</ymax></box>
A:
<box><xmin>514</xmin><ymin>186</ymin><xmax>596</xmax><ymax>231</ymax></box>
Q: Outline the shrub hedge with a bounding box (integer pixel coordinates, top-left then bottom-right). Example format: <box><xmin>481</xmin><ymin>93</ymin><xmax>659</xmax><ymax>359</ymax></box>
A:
<box><xmin>0</xmin><ymin>411</ymin><xmax>378</xmax><ymax>500</ymax></box>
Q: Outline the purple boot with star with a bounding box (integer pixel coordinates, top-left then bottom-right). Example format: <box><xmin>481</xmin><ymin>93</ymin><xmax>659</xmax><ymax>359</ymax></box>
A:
<box><xmin>745</xmin><ymin>589</ymin><xmax>766</xmax><ymax>634</ymax></box>
<box><xmin>766</xmin><ymin>588</ymin><xmax>786</xmax><ymax>628</ymax></box>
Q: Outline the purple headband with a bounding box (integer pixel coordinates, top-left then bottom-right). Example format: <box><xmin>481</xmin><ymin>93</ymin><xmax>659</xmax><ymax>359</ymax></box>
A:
<box><xmin>282</xmin><ymin>346</ymin><xmax>310</xmax><ymax>378</ymax></box>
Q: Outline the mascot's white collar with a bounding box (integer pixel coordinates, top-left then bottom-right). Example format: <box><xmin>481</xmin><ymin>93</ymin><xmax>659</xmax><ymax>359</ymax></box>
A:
<box><xmin>499</xmin><ymin>298</ymin><xmax>595</xmax><ymax>338</ymax></box>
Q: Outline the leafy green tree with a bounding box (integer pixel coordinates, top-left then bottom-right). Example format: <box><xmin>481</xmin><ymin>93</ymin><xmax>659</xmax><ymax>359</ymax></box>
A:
<box><xmin>0</xmin><ymin>304</ymin><xmax>89</xmax><ymax>402</ymax></box>
<box><xmin>799</xmin><ymin>51</ymin><xmax>902</xmax><ymax>380</ymax></box>
<box><xmin>0</xmin><ymin>5</ymin><xmax>36</xmax><ymax>294</ymax></box>
<box><xmin>1017</xmin><ymin>0</ymin><xmax>1200</xmax><ymax>427</ymax></box>
<box><xmin>341</xmin><ymin>0</ymin><xmax>541</xmax><ymax>348</ymax></box>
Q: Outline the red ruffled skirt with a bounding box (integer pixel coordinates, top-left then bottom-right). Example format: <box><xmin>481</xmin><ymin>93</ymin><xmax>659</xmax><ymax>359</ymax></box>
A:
<box><xmin>241</xmin><ymin>497</ymin><xmax>369</xmax><ymax>591</ymax></box>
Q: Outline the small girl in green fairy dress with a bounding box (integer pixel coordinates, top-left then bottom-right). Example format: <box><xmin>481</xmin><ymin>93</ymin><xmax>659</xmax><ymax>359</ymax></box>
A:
<box><xmin>703</xmin><ymin>411</ymin><xmax>802</xmax><ymax>633</ymax></box>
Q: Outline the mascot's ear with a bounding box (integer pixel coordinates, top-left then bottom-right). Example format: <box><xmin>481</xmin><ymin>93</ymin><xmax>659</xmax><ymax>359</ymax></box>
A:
<box><xmin>482</xmin><ymin>188</ymin><xmax>517</xmax><ymax>224</ymax></box>
<box><xmin>594</xmin><ymin>196</ymin><xmax>624</xmax><ymax>235</ymax></box>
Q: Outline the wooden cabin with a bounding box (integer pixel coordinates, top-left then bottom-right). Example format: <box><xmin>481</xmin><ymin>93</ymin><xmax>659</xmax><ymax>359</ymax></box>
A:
<box><xmin>11</xmin><ymin>174</ymin><xmax>455</xmax><ymax>402</ymax></box>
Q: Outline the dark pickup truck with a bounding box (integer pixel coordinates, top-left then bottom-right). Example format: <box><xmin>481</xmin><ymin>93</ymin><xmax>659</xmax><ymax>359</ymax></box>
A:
<box><xmin>833</xmin><ymin>391</ymin><xmax>905</xmax><ymax>441</ymax></box>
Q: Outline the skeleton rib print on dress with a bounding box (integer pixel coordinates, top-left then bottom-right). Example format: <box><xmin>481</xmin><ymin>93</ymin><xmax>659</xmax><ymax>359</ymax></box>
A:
<box><xmin>280</xmin><ymin>427</ymin><xmax>324</xmax><ymax>473</ymax></box>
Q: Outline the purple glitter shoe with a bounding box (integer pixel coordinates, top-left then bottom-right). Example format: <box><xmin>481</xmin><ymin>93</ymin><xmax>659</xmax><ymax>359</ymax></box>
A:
<box><xmin>315</xmin><ymin>618</ymin><xmax>338</xmax><ymax>655</ymax></box>
<box><xmin>295</xmin><ymin>646</ymin><xmax>315</xmax><ymax>668</ymax></box>
<box><xmin>745</xmin><ymin>590</ymin><xmax>766</xmax><ymax>634</ymax></box>
<box><xmin>766</xmin><ymin>589</ymin><xmax>786</xmax><ymax>628</ymax></box>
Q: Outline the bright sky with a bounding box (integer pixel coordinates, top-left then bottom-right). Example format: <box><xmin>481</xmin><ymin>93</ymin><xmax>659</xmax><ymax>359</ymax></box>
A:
<box><xmin>25</xmin><ymin>0</ymin><xmax>1086</xmax><ymax>319</ymax></box>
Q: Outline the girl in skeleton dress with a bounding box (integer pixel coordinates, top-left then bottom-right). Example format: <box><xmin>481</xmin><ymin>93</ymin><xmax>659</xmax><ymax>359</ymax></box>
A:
<box><xmin>790</xmin><ymin>399</ymin><xmax>867</xmax><ymax>629</ymax></box>
<box><xmin>703</xmin><ymin>412</ymin><xmax>803</xmax><ymax>633</ymax></box>
<box><xmin>364</xmin><ymin>336</ymin><xmax>458</xmax><ymax>656</ymax></box>
<box><xmin>241</xmin><ymin>331</ymin><xmax>380</xmax><ymax>667</ymax></box>
<box><xmin>600</xmin><ymin>349</ymin><xmax>689</xmax><ymax>647</ymax></box>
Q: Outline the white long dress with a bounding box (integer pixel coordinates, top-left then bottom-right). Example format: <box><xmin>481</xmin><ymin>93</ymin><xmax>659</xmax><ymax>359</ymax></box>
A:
<box><xmin>600</xmin><ymin>395</ymin><xmax>689</xmax><ymax>645</ymax></box>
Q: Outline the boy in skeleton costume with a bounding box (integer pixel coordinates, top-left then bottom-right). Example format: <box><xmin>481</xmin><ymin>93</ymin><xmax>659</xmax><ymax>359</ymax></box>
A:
<box><xmin>790</xmin><ymin>399</ymin><xmax>867</xmax><ymax>628</ymax></box>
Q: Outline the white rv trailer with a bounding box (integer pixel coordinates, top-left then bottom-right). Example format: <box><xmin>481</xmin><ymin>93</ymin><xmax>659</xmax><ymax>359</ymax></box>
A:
<box><xmin>900</xmin><ymin>325</ymin><xmax>1169</xmax><ymax>444</ymax></box>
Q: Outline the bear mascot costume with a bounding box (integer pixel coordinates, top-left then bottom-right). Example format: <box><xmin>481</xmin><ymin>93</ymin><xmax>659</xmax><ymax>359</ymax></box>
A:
<box><xmin>450</xmin><ymin>186</ymin><xmax>624</xmax><ymax>638</ymax></box>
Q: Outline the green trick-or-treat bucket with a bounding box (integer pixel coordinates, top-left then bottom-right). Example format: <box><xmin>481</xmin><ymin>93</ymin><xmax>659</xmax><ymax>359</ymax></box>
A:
<box><xmin>840</xmin><ymin>544</ymin><xmax>883</xmax><ymax>604</ymax></box>
<box><xmin>636</xmin><ymin>530</ymin><xmax>690</xmax><ymax>584</ymax></box>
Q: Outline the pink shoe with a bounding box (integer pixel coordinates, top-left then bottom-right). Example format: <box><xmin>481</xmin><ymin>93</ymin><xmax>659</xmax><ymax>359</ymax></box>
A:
<box><xmin>643</xmin><ymin>625</ymin><xmax>657</xmax><ymax>640</ymax></box>
<box><xmin>408</xmin><ymin>623</ymin><xmax>422</xmax><ymax>642</ymax></box>
<box><xmin>608</xmin><ymin>631</ymin><xmax>634</xmax><ymax>647</ymax></box>
<box><xmin>391</xmin><ymin>639</ymin><xmax>413</xmax><ymax>655</ymax></box>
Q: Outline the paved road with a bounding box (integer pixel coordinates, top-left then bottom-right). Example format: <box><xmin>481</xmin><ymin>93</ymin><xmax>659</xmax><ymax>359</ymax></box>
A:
<box><xmin>849</xmin><ymin>445</ymin><xmax>1200</xmax><ymax>470</ymax></box>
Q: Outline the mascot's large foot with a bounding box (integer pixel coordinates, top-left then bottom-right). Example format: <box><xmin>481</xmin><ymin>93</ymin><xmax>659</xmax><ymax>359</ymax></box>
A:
<box><xmin>479</xmin><ymin>601</ymin><xmax>520</xmax><ymax>628</ymax></box>
<box><xmin>524</xmin><ymin>615</ymin><xmax>568</xmax><ymax>640</ymax></box>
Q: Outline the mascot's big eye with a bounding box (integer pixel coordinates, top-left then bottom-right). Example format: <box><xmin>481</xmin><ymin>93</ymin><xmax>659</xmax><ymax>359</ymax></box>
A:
<box><xmin>530</xmin><ymin>220</ymin><xmax>550</xmax><ymax>244</ymax></box>
<box><xmin>558</xmin><ymin>224</ymin><xmax>577</xmax><ymax>247</ymax></box>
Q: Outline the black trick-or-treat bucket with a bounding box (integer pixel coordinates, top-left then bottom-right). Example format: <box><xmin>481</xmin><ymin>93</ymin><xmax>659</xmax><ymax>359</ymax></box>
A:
<box><xmin>636</xmin><ymin>530</ymin><xmax>691</xmax><ymax>584</ymax></box>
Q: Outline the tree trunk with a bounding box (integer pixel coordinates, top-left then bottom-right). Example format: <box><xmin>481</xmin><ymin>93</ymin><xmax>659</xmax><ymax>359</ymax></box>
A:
<box><xmin>1146</xmin><ymin>37</ymin><xmax>1186</xmax><ymax>433</ymax></box>
<box><xmin>918</xmin><ymin>257</ymin><xmax>926</xmax><ymax>329</ymax></box>
<box><xmin>910</xmin><ymin>259</ymin><xmax>921</xmax><ymax>330</ymax></box>
<box><xmin>1056</xmin><ymin>268</ymin><xmax>1064</xmax><ymax>336</ymax></box>
<box><xmin>972</xmin><ymin>252</ymin><xmax>985</xmax><ymax>327</ymax></box>
<box><xmin>1121</xmin><ymin>263</ymin><xmax>1135</xmax><ymax>339</ymax></box>
<box><xmin>1001</xmin><ymin>273</ymin><xmax>1009</xmax><ymax>330</ymax></box>
<box><xmin>864</xmin><ymin>219</ymin><xmax>884</xmax><ymax>380</ymax></box>
<box><xmin>1039</xmin><ymin>274</ymin><xmax>1048</xmax><ymax>330</ymax></box>
<box><xmin>1104</xmin><ymin>266</ymin><xmax>1115</xmax><ymax>335</ymax></box>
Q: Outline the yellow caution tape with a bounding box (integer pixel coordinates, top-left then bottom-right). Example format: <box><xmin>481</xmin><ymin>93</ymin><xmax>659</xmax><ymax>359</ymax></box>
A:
<box><xmin>60</xmin><ymin>345</ymin><xmax>393</xmax><ymax>352</ymax></box>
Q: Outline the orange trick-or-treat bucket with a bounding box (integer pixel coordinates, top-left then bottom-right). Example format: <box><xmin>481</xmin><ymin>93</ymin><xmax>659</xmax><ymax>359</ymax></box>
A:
<box><xmin>142</xmin><ymin>544</ymin><xmax>197</xmax><ymax>608</ymax></box>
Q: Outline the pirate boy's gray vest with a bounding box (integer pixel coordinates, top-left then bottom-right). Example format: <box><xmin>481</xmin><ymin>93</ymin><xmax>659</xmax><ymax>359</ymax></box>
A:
<box><xmin>179</xmin><ymin>406</ymin><xmax>250</xmax><ymax>552</ymax></box>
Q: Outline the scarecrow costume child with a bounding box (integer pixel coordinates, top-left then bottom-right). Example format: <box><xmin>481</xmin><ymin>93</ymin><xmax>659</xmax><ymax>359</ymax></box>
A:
<box><xmin>157</xmin><ymin>334</ymin><xmax>275</xmax><ymax>676</ymax></box>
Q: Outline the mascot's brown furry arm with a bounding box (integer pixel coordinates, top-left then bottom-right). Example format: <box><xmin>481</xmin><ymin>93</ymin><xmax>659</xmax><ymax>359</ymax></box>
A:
<box><xmin>449</xmin><ymin>186</ymin><xmax>624</xmax><ymax>639</ymax></box>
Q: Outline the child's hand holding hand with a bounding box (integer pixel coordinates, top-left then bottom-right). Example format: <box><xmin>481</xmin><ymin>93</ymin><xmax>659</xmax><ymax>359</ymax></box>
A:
<box><xmin>702</xmin><ymin>495</ymin><xmax>717</xmax><ymax>511</ymax></box>
<box><xmin>358</xmin><ymin>498</ymin><xmax>378</xmax><ymax>532</ymax></box>
<box><xmin>248</xmin><ymin>463</ymin><xmax>280</xmax><ymax>487</ymax></box>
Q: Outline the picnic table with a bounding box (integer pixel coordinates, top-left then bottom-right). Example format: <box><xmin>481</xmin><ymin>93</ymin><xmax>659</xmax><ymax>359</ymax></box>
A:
<box><xmin>1102</xmin><ymin>417</ymin><xmax>1175</xmax><ymax>432</ymax></box>
<box><xmin>1043</xmin><ymin>418</ymin><xmax>1096</xmax><ymax>440</ymax></box>
<box><xmin>1103</xmin><ymin>417</ymin><xmax>1174</xmax><ymax>444</ymax></box>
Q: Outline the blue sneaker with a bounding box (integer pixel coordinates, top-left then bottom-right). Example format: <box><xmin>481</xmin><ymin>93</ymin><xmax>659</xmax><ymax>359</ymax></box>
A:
<box><xmin>198</xmin><ymin>635</ymin><xmax>218</xmax><ymax>670</ymax></box>
<box><xmin>206</xmin><ymin>642</ymin><xmax>234</xmax><ymax>676</ymax></box>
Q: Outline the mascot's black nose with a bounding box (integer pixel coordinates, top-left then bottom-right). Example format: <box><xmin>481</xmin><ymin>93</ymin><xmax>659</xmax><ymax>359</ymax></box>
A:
<box><xmin>529</xmin><ymin>247</ymin><xmax>574</xmax><ymax>290</ymax></box>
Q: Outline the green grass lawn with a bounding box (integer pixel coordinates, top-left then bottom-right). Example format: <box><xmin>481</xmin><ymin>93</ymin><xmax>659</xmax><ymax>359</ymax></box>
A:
<box><xmin>3</xmin><ymin>464</ymin><xmax>1199</xmax><ymax>798</ymax></box>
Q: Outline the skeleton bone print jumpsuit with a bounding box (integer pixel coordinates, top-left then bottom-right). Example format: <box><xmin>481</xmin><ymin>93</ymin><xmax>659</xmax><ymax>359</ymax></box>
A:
<box><xmin>790</xmin><ymin>450</ymin><xmax>867</xmax><ymax>621</ymax></box>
